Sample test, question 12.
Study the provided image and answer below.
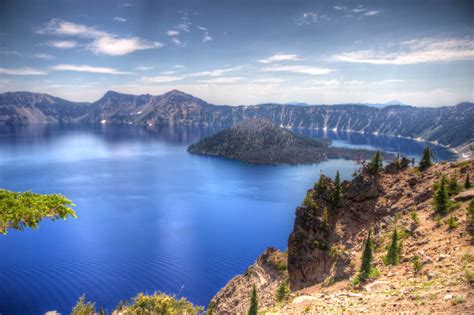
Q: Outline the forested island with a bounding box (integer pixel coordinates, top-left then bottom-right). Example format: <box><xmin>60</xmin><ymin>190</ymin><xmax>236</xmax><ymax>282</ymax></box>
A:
<box><xmin>188</xmin><ymin>119</ymin><xmax>393</xmax><ymax>165</ymax></box>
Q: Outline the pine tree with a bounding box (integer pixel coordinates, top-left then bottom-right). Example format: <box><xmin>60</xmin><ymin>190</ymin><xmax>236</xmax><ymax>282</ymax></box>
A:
<box><xmin>316</xmin><ymin>175</ymin><xmax>327</xmax><ymax>195</ymax></box>
<box><xmin>448</xmin><ymin>174</ymin><xmax>460</xmax><ymax>196</ymax></box>
<box><xmin>248</xmin><ymin>285</ymin><xmax>258</xmax><ymax>315</ymax></box>
<box><xmin>331</xmin><ymin>171</ymin><xmax>342</xmax><ymax>209</ymax></box>
<box><xmin>366</xmin><ymin>151</ymin><xmax>383</xmax><ymax>175</ymax></box>
<box><xmin>433</xmin><ymin>175</ymin><xmax>449</xmax><ymax>215</ymax></box>
<box><xmin>358</xmin><ymin>229</ymin><xmax>375</xmax><ymax>282</ymax></box>
<box><xmin>276</xmin><ymin>281</ymin><xmax>290</xmax><ymax>302</ymax></box>
<box><xmin>384</xmin><ymin>225</ymin><xmax>401</xmax><ymax>266</ymax></box>
<box><xmin>418</xmin><ymin>147</ymin><xmax>433</xmax><ymax>171</ymax></box>
<box><xmin>465</xmin><ymin>173</ymin><xmax>471</xmax><ymax>189</ymax></box>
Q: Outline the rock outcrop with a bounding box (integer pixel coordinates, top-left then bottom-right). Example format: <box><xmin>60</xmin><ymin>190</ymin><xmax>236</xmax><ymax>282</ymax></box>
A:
<box><xmin>212</xmin><ymin>158</ymin><xmax>474</xmax><ymax>314</ymax></box>
<box><xmin>208</xmin><ymin>247</ymin><xmax>287</xmax><ymax>314</ymax></box>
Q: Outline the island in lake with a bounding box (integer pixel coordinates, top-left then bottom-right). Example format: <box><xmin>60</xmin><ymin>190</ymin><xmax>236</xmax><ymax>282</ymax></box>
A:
<box><xmin>188</xmin><ymin>118</ymin><xmax>392</xmax><ymax>165</ymax></box>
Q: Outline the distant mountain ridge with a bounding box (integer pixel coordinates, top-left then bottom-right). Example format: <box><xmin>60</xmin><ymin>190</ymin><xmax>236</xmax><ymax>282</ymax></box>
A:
<box><xmin>0</xmin><ymin>90</ymin><xmax>473</xmax><ymax>151</ymax></box>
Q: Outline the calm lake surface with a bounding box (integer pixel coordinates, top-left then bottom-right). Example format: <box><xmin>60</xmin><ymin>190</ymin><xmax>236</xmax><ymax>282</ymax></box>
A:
<box><xmin>0</xmin><ymin>124</ymin><xmax>456</xmax><ymax>314</ymax></box>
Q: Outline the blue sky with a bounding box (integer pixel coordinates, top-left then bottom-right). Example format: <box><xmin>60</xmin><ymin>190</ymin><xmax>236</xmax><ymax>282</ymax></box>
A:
<box><xmin>0</xmin><ymin>0</ymin><xmax>473</xmax><ymax>106</ymax></box>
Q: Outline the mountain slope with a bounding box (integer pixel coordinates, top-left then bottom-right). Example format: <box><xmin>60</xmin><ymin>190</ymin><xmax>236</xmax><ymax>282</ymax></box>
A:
<box><xmin>210</xmin><ymin>158</ymin><xmax>474</xmax><ymax>314</ymax></box>
<box><xmin>0</xmin><ymin>91</ymin><xmax>91</xmax><ymax>124</ymax></box>
<box><xmin>0</xmin><ymin>90</ymin><xmax>472</xmax><ymax>150</ymax></box>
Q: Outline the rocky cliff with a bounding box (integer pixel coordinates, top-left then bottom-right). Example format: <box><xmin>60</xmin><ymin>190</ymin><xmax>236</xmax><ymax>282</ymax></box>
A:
<box><xmin>1</xmin><ymin>90</ymin><xmax>473</xmax><ymax>151</ymax></box>
<box><xmin>210</xmin><ymin>158</ymin><xmax>474</xmax><ymax>314</ymax></box>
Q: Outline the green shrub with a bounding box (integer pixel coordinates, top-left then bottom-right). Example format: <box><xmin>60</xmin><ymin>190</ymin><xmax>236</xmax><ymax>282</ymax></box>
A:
<box><xmin>433</xmin><ymin>175</ymin><xmax>449</xmax><ymax>215</ymax></box>
<box><xmin>124</xmin><ymin>292</ymin><xmax>203</xmax><ymax>314</ymax></box>
<box><xmin>248</xmin><ymin>285</ymin><xmax>258</xmax><ymax>315</ymax></box>
<box><xmin>447</xmin><ymin>174</ymin><xmax>461</xmax><ymax>196</ymax></box>
<box><xmin>411</xmin><ymin>210</ymin><xmax>420</xmax><ymax>225</ymax></box>
<box><xmin>445</xmin><ymin>215</ymin><xmax>459</xmax><ymax>229</ymax></box>
<box><xmin>72</xmin><ymin>295</ymin><xmax>96</xmax><ymax>315</ymax></box>
<box><xmin>452</xmin><ymin>295</ymin><xmax>465</xmax><ymax>305</ymax></box>
<box><xmin>276</xmin><ymin>281</ymin><xmax>290</xmax><ymax>302</ymax></box>
<box><xmin>418</xmin><ymin>147</ymin><xmax>433</xmax><ymax>171</ymax></box>
<box><xmin>384</xmin><ymin>225</ymin><xmax>402</xmax><ymax>266</ymax></box>
<box><xmin>411</xmin><ymin>255</ymin><xmax>424</xmax><ymax>275</ymax></box>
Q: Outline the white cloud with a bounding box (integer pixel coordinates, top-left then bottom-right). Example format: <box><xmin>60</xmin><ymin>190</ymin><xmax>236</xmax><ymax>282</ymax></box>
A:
<box><xmin>167</xmin><ymin>30</ymin><xmax>179</xmax><ymax>36</ymax></box>
<box><xmin>160</xmin><ymin>71</ymin><xmax>176</xmax><ymax>75</ymax></box>
<box><xmin>119</xmin><ymin>3</ymin><xmax>133</xmax><ymax>7</ymax></box>
<box><xmin>89</xmin><ymin>36</ymin><xmax>163</xmax><ymax>56</ymax></box>
<box><xmin>51</xmin><ymin>64</ymin><xmax>131</xmax><ymax>74</ymax></box>
<box><xmin>174</xmin><ymin>65</ymin><xmax>184</xmax><ymax>69</ymax></box>
<box><xmin>252</xmin><ymin>78</ymin><xmax>285</xmax><ymax>84</ymax></box>
<box><xmin>34</xmin><ymin>53</ymin><xmax>55</xmax><ymax>60</ymax></box>
<box><xmin>170</xmin><ymin>37</ymin><xmax>186</xmax><ymax>47</ymax></box>
<box><xmin>364</xmin><ymin>10</ymin><xmax>380</xmax><ymax>16</ymax></box>
<box><xmin>196</xmin><ymin>26</ymin><xmax>207</xmax><ymax>31</ymax></box>
<box><xmin>333</xmin><ymin>6</ymin><xmax>345</xmax><ymax>11</ymax></box>
<box><xmin>198</xmin><ymin>77</ymin><xmax>243</xmax><ymax>84</ymax></box>
<box><xmin>258</xmin><ymin>54</ymin><xmax>303</xmax><ymax>64</ymax></box>
<box><xmin>38</xmin><ymin>19</ymin><xmax>163</xmax><ymax>56</ymax></box>
<box><xmin>294</xmin><ymin>12</ymin><xmax>326</xmax><ymax>25</ymax></box>
<box><xmin>333</xmin><ymin>37</ymin><xmax>474</xmax><ymax>65</ymax></box>
<box><xmin>136</xmin><ymin>65</ymin><xmax>155</xmax><ymax>71</ymax></box>
<box><xmin>187</xmin><ymin>66</ymin><xmax>241</xmax><ymax>77</ymax></box>
<box><xmin>261</xmin><ymin>65</ymin><xmax>333</xmax><ymax>75</ymax></box>
<box><xmin>113</xmin><ymin>17</ymin><xmax>127</xmax><ymax>23</ymax></box>
<box><xmin>177</xmin><ymin>22</ymin><xmax>191</xmax><ymax>32</ymax></box>
<box><xmin>308</xmin><ymin>79</ymin><xmax>340</xmax><ymax>87</ymax></box>
<box><xmin>48</xmin><ymin>40</ymin><xmax>77</xmax><ymax>49</ymax></box>
<box><xmin>0</xmin><ymin>67</ymin><xmax>47</xmax><ymax>75</ymax></box>
<box><xmin>141</xmin><ymin>76</ymin><xmax>184</xmax><ymax>83</ymax></box>
<box><xmin>202</xmin><ymin>35</ymin><xmax>213</xmax><ymax>43</ymax></box>
<box><xmin>37</xmin><ymin>18</ymin><xmax>107</xmax><ymax>37</ymax></box>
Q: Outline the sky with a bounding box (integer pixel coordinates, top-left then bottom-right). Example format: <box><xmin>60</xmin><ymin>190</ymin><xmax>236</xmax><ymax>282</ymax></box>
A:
<box><xmin>0</xmin><ymin>0</ymin><xmax>473</xmax><ymax>106</ymax></box>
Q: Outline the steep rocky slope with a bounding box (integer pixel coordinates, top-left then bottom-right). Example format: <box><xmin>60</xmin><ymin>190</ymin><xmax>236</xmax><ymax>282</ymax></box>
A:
<box><xmin>210</xmin><ymin>158</ymin><xmax>474</xmax><ymax>314</ymax></box>
<box><xmin>1</xmin><ymin>90</ymin><xmax>473</xmax><ymax>152</ymax></box>
<box><xmin>0</xmin><ymin>91</ymin><xmax>91</xmax><ymax>124</ymax></box>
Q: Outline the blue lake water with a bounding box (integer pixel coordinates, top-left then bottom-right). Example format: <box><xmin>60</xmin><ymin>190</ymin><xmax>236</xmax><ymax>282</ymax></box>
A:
<box><xmin>0</xmin><ymin>124</ymin><xmax>456</xmax><ymax>314</ymax></box>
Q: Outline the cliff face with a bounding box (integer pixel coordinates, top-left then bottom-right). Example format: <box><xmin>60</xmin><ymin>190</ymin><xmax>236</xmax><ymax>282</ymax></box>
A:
<box><xmin>208</xmin><ymin>248</ymin><xmax>287</xmax><ymax>314</ymax></box>
<box><xmin>1</xmin><ymin>90</ymin><xmax>473</xmax><ymax>150</ymax></box>
<box><xmin>211</xmin><ymin>159</ymin><xmax>474</xmax><ymax>314</ymax></box>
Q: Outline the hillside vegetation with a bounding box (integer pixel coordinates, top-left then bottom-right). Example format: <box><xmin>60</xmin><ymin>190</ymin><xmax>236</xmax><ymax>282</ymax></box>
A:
<box><xmin>210</xmin><ymin>153</ymin><xmax>474</xmax><ymax>314</ymax></box>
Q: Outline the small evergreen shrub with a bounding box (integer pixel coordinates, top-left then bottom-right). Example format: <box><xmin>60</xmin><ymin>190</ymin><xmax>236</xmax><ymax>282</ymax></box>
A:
<box><xmin>445</xmin><ymin>215</ymin><xmax>459</xmax><ymax>229</ymax></box>
<box><xmin>276</xmin><ymin>281</ymin><xmax>290</xmax><ymax>302</ymax></box>
<box><xmin>418</xmin><ymin>147</ymin><xmax>433</xmax><ymax>171</ymax></box>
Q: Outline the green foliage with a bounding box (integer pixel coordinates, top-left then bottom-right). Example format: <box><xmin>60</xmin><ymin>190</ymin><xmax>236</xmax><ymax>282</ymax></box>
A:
<box><xmin>331</xmin><ymin>171</ymin><xmax>342</xmax><ymax>209</ymax></box>
<box><xmin>467</xmin><ymin>199</ymin><xmax>474</xmax><ymax>229</ymax></box>
<box><xmin>465</xmin><ymin>173</ymin><xmax>471</xmax><ymax>189</ymax></box>
<box><xmin>303</xmin><ymin>191</ymin><xmax>317</xmax><ymax>209</ymax></box>
<box><xmin>122</xmin><ymin>291</ymin><xmax>203</xmax><ymax>314</ymax></box>
<box><xmin>353</xmin><ymin>229</ymin><xmax>377</xmax><ymax>284</ymax></box>
<box><xmin>248</xmin><ymin>285</ymin><xmax>258</xmax><ymax>315</ymax></box>
<box><xmin>452</xmin><ymin>295</ymin><xmax>465</xmax><ymax>305</ymax></box>
<box><xmin>321</xmin><ymin>207</ymin><xmax>329</xmax><ymax>229</ymax></box>
<box><xmin>206</xmin><ymin>301</ymin><xmax>216</xmax><ymax>315</ymax></box>
<box><xmin>445</xmin><ymin>215</ymin><xmax>459</xmax><ymax>229</ymax></box>
<box><xmin>276</xmin><ymin>281</ymin><xmax>290</xmax><ymax>302</ymax></box>
<box><xmin>0</xmin><ymin>189</ymin><xmax>76</xmax><ymax>235</ymax></box>
<box><xmin>418</xmin><ymin>147</ymin><xmax>433</xmax><ymax>171</ymax></box>
<box><xmin>434</xmin><ymin>214</ymin><xmax>442</xmax><ymax>227</ymax></box>
<box><xmin>315</xmin><ymin>175</ymin><xmax>327</xmax><ymax>194</ymax></box>
<box><xmin>410</xmin><ymin>210</ymin><xmax>419</xmax><ymax>225</ymax></box>
<box><xmin>447</xmin><ymin>174</ymin><xmax>461</xmax><ymax>196</ymax></box>
<box><xmin>433</xmin><ymin>175</ymin><xmax>449</xmax><ymax>215</ymax></box>
<box><xmin>411</xmin><ymin>255</ymin><xmax>424</xmax><ymax>275</ymax></box>
<box><xmin>72</xmin><ymin>295</ymin><xmax>96</xmax><ymax>315</ymax></box>
<box><xmin>384</xmin><ymin>225</ymin><xmax>401</xmax><ymax>266</ymax></box>
<box><xmin>366</xmin><ymin>151</ymin><xmax>383</xmax><ymax>175</ymax></box>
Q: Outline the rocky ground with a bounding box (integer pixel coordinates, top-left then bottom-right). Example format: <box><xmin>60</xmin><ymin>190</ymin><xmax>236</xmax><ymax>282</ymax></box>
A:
<box><xmin>211</xmin><ymin>158</ymin><xmax>474</xmax><ymax>314</ymax></box>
